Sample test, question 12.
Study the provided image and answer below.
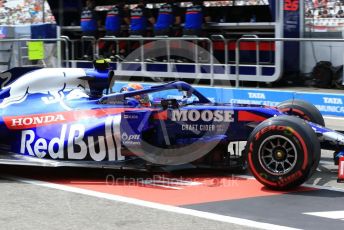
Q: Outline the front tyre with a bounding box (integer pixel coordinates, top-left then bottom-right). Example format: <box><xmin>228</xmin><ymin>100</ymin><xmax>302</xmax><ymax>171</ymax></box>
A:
<box><xmin>277</xmin><ymin>99</ymin><xmax>325</xmax><ymax>126</ymax></box>
<box><xmin>246</xmin><ymin>116</ymin><xmax>320</xmax><ymax>190</ymax></box>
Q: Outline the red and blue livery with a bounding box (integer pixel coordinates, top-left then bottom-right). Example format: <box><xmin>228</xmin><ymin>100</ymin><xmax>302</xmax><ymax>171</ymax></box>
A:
<box><xmin>0</xmin><ymin>66</ymin><xmax>344</xmax><ymax>190</ymax></box>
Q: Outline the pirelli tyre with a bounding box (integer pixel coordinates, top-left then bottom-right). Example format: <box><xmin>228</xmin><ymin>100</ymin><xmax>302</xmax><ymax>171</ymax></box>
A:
<box><xmin>277</xmin><ymin>99</ymin><xmax>325</xmax><ymax>126</ymax></box>
<box><xmin>246</xmin><ymin>116</ymin><xmax>320</xmax><ymax>190</ymax></box>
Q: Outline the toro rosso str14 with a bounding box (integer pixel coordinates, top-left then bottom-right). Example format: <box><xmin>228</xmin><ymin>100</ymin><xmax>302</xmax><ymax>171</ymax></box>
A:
<box><xmin>0</xmin><ymin>66</ymin><xmax>344</xmax><ymax>190</ymax></box>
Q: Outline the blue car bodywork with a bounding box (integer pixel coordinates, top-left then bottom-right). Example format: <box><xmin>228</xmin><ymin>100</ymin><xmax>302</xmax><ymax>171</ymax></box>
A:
<box><xmin>0</xmin><ymin>67</ymin><xmax>343</xmax><ymax>189</ymax></box>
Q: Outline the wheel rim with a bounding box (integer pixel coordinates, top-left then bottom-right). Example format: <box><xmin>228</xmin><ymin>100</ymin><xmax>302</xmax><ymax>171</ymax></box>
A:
<box><xmin>258</xmin><ymin>135</ymin><xmax>298</xmax><ymax>176</ymax></box>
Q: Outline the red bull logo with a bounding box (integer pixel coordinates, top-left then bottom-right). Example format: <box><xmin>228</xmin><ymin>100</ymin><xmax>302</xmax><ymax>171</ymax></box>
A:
<box><xmin>19</xmin><ymin>116</ymin><xmax>123</xmax><ymax>161</ymax></box>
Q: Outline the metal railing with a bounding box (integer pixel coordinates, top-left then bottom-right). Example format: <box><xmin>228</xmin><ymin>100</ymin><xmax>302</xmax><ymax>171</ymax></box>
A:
<box><xmin>60</xmin><ymin>35</ymin><xmax>74</xmax><ymax>65</ymax></box>
<box><xmin>81</xmin><ymin>36</ymin><xmax>97</xmax><ymax>60</ymax></box>
<box><xmin>62</xmin><ymin>35</ymin><xmax>286</xmax><ymax>85</ymax></box>
<box><xmin>210</xmin><ymin>34</ymin><xmax>228</xmax><ymax>76</ymax></box>
<box><xmin>235</xmin><ymin>37</ymin><xmax>344</xmax><ymax>87</ymax></box>
<box><xmin>96</xmin><ymin>36</ymin><xmax>215</xmax><ymax>85</ymax></box>
<box><xmin>236</xmin><ymin>34</ymin><xmax>261</xmax><ymax>87</ymax></box>
<box><xmin>0</xmin><ymin>38</ymin><xmax>69</xmax><ymax>68</ymax></box>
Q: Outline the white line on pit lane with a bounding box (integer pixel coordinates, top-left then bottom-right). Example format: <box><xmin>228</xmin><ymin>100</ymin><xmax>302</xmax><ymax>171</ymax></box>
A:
<box><xmin>319</xmin><ymin>160</ymin><xmax>334</xmax><ymax>165</ymax></box>
<box><xmin>303</xmin><ymin>211</ymin><xmax>344</xmax><ymax>220</ymax></box>
<box><xmin>324</xmin><ymin>116</ymin><xmax>344</xmax><ymax>121</ymax></box>
<box><xmin>3</xmin><ymin>175</ymin><xmax>299</xmax><ymax>230</ymax></box>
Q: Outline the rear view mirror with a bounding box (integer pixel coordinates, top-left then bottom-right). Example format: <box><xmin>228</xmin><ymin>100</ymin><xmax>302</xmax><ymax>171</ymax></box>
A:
<box><xmin>183</xmin><ymin>90</ymin><xmax>192</xmax><ymax>98</ymax></box>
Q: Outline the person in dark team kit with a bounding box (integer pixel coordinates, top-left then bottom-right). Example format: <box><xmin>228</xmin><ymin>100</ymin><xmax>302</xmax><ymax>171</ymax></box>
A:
<box><xmin>80</xmin><ymin>0</ymin><xmax>99</xmax><ymax>59</ymax></box>
<box><xmin>105</xmin><ymin>4</ymin><xmax>129</xmax><ymax>37</ymax></box>
<box><xmin>154</xmin><ymin>3</ymin><xmax>181</xmax><ymax>37</ymax></box>
<box><xmin>183</xmin><ymin>0</ymin><xmax>211</xmax><ymax>36</ymax></box>
<box><xmin>182</xmin><ymin>0</ymin><xmax>211</xmax><ymax>63</ymax></box>
<box><xmin>129</xmin><ymin>0</ymin><xmax>155</xmax><ymax>36</ymax></box>
<box><xmin>151</xmin><ymin>3</ymin><xmax>182</xmax><ymax>62</ymax></box>
<box><xmin>104</xmin><ymin>3</ymin><xmax>129</xmax><ymax>59</ymax></box>
<box><xmin>127</xmin><ymin>1</ymin><xmax>155</xmax><ymax>61</ymax></box>
<box><xmin>80</xmin><ymin>0</ymin><xmax>98</xmax><ymax>36</ymax></box>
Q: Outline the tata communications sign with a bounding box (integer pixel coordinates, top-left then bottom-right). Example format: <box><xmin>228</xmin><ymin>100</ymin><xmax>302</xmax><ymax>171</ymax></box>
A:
<box><xmin>210</xmin><ymin>87</ymin><xmax>344</xmax><ymax>117</ymax></box>
<box><xmin>295</xmin><ymin>93</ymin><xmax>344</xmax><ymax>116</ymax></box>
<box><xmin>228</xmin><ymin>88</ymin><xmax>344</xmax><ymax>116</ymax></box>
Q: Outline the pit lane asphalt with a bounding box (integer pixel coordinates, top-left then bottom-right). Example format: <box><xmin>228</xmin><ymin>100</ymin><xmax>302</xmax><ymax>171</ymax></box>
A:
<box><xmin>0</xmin><ymin>168</ymin><xmax>256</xmax><ymax>230</ymax></box>
<box><xmin>0</xmin><ymin>117</ymin><xmax>343</xmax><ymax>230</ymax></box>
<box><xmin>0</xmin><ymin>181</ymin><xmax>251</xmax><ymax>230</ymax></box>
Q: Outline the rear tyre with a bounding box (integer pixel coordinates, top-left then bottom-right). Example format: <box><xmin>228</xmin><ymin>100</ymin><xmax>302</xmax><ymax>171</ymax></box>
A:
<box><xmin>246</xmin><ymin>116</ymin><xmax>320</xmax><ymax>190</ymax></box>
<box><xmin>277</xmin><ymin>99</ymin><xmax>325</xmax><ymax>126</ymax></box>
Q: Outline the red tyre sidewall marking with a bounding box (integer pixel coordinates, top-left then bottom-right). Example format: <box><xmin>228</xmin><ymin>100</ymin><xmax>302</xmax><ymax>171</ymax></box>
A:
<box><xmin>279</xmin><ymin>108</ymin><xmax>311</xmax><ymax>121</ymax></box>
<box><xmin>249</xmin><ymin>125</ymin><xmax>309</xmax><ymax>187</ymax></box>
<box><xmin>248</xmin><ymin>143</ymin><xmax>278</xmax><ymax>187</ymax></box>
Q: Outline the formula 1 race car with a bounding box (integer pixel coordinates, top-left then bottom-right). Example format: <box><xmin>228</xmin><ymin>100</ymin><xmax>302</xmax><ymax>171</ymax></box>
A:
<box><xmin>0</xmin><ymin>64</ymin><xmax>344</xmax><ymax>190</ymax></box>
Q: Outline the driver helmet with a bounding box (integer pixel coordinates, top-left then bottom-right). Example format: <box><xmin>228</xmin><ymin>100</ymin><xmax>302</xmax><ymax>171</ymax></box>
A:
<box><xmin>120</xmin><ymin>83</ymin><xmax>151</xmax><ymax>106</ymax></box>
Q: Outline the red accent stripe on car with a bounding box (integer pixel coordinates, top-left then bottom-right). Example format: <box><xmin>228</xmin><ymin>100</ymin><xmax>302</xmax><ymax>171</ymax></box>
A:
<box><xmin>3</xmin><ymin>108</ymin><xmax>146</xmax><ymax>130</ymax></box>
<box><xmin>153</xmin><ymin>111</ymin><xmax>168</xmax><ymax>120</ymax></box>
<box><xmin>339</xmin><ymin>157</ymin><xmax>344</xmax><ymax>180</ymax></box>
<box><xmin>238</xmin><ymin>111</ymin><xmax>267</xmax><ymax>122</ymax></box>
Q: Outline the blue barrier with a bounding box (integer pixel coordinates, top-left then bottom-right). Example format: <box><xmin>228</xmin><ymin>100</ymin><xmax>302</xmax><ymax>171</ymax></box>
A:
<box><xmin>229</xmin><ymin>88</ymin><xmax>294</xmax><ymax>107</ymax></box>
<box><xmin>295</xmin><ymin>92</ymin><xmax>344</xmax><ymax>117</ymax></box>
<box><xmin>114</xmin><ymin>81</ymin><xmax>344</xmax><ymax>117</ymax></box>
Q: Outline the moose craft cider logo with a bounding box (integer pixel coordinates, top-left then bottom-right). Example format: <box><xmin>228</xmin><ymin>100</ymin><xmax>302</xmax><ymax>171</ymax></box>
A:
<box><xmin>170</xmin><ymin>110</ymin><xmax>233</xmax><ymax>122</ymax></box>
